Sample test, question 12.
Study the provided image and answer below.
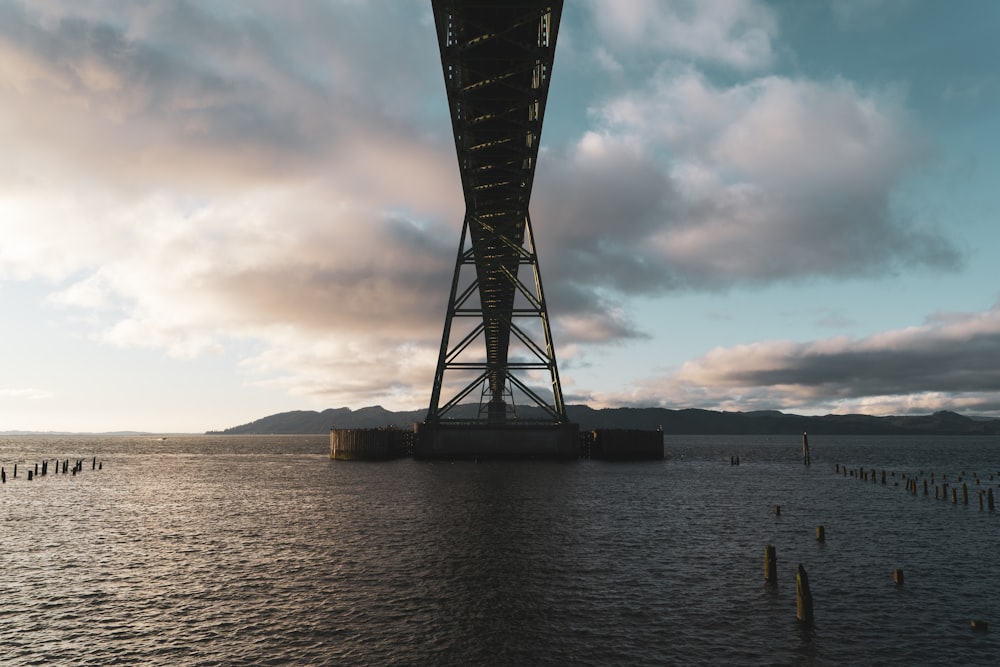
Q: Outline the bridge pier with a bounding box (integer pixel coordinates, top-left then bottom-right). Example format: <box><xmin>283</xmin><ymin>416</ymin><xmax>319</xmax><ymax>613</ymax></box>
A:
<box><xmin>414</xmin><ymin>422</ymin><xmax>579</xmax><ymax>460</ymax></box>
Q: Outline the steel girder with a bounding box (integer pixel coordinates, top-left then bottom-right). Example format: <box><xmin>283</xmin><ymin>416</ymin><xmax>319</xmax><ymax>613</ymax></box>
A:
<box><xmin>427</xmin><ymin>0</ymin><xmax>567</xmax><ymax>424</ymax></box>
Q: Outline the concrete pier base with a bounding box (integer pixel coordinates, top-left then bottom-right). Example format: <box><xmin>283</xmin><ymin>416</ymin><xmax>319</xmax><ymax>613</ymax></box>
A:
<box><xmin>330</xmin><ymin>428</ymin><xmax>412</xmax><ymax>461</ymax></box>
<box><xmin>414</xmin><ymin>421</ymin><xmax>580</xmax><ymax>460</ymax></box>
<box><xmin>590</xmin><ymin>429</ymin><xmax>664</xmax><ymax>460</ymax></box>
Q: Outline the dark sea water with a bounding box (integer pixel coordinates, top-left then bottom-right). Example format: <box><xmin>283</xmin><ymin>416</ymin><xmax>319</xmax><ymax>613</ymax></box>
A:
<box><xmin>1</xmin><ymin>434</ymin><xmax>999</xmax><ymax>665</ymax></box>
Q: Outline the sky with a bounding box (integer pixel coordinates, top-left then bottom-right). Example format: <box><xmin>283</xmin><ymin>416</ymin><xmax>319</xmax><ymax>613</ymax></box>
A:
<box><xmin>2</xmin><ymin>0</ymin><xmax>1000</xmax><ymax>433</ymax></box>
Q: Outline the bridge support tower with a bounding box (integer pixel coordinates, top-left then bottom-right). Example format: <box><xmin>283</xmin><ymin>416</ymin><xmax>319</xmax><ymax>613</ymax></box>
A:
<box><xmin>418</xmin><ymin>0</ymin><xmax>578</xmax><ymax>459</ymax></box>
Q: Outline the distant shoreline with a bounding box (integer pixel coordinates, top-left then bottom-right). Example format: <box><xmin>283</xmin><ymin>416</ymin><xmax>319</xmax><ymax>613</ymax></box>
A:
<box><xmin>209</xmin><ymin>405</ymin><xmax>1000</xmax><ymax>437</ymax></box>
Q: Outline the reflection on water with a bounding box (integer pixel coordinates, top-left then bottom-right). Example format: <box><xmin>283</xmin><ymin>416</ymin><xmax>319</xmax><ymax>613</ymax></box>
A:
<box><xmin>0</xmin><ymin>434</ymin><xmax>998</xmax><ymax>665</ymax></box>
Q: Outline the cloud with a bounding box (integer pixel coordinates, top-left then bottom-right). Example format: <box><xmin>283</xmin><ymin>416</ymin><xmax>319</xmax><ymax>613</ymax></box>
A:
<box><xmin>533</xmin><ymin>69</ymin><xmax>960</xmax><ymax>305</ymax></box>
<box><xmin>0</xmin><ymin>1</ymin><xmax>447</xmax><ymax>192</ymax></box>
<box><xmin>0</xmin><ymin>388</ymin><xmax>54</xmax><ymax>401</ymax></box>
<box><xmin>583</xmin><ymin>0</ymin><xmax>778</xmax><ymax>71</ymax></box>
<box><xmin>0</xmin><ymin>1</ymin><xmax>976</xmax><ymax>414</ymax></box>
<box><xmin>607</xmin><ymin>301</ymin><xmax>1000</xmax><ymax>416</ymax></box>
<box><xmin>1</xmin><ymin>2</ymin><xmax>460</xmax><ymax>408</ymax></box>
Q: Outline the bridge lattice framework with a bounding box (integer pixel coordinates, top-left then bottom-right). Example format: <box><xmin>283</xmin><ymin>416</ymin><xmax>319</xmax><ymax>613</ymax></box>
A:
<box><xmin>426</xmin><ymin>0</ymin><xmax>567</xmax><ymax>426</ymax></box>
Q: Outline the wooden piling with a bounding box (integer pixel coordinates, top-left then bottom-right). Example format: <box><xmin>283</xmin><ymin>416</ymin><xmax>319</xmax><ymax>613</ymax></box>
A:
<box><xmin>796</xmin><ymin>564</ymin><xmax>814</xmax><ymax>627</ymax></box>
<box><xmin>952</xmin><ymin>487</ymin><xmax>958</xmax><ymax>504</ymax></box>
<box><xmin>970</xmin><ymin>620</ymin><xmax>989</xmax><ymax>632</ymax></box>
<box><xmin>27</xmin><ymin>470</ymin><xmax>33</xmax><ymax>481</ymax></box>
<box><xmin>893</xmin><ymin>568</ymin><xmax>904</xmax><ymax>586</ymax></box>
<box><xmin>816</xmin><ymin>525</ymin><xmax>825</xmax><ymax>542</ymax></box>
<box><xmin>988</xmin><ymin>488</ymin><xmax>995</xmax><ymax>511</ymax></box>
<box><xmin>802</xmin><ymin>432</ymin><xmax>810</xmax><ymax>465</ymax></box>
<box><xmin>765</xmin><ymin>545</ymin><xmax>777</xmax><ymax>584</ymax></box>
<box><xmin>924</xmin><ymin>479</ymin><xmax>928</xmax><ymax>495</ymax></box>
<box><xmin>775</xmin><ymin>505</ymin><xmax>781</xmax><ymax>516</ymax></box>
<box><xmin>962</xmin><ymin>483</ymin><xmax>969</xmax><ymax>505</ymax></box>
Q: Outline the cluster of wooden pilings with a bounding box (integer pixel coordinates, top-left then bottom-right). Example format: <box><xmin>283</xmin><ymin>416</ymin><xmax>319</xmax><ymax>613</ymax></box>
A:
<box><xmin>1</xmin><ymin>456</ymin><xmax>103</xmax><ymax>484</ymax></box>
<box><xmin>763</xmin><ymin>540</ymin><xmax>818</xmax><ymax>627</ymax></box>
<box><xmin>833</xmin><ymin>463</ymin><xmax>998</xmax><ymax>511</ymax></box>
<box><xmin>765</xmin><ymin>522</ymin><xmax>990</xmax><ymax>632</ymax></box>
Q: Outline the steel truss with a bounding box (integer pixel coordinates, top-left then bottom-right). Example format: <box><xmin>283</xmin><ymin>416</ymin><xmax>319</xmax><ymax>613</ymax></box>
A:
<box><xmin>427</xmin><ymin>0</ymin><xmax>567</xmax><ymax>425</ymax></box>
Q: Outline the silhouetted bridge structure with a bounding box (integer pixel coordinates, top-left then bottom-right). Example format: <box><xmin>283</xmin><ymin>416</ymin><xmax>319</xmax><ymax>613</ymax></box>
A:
<box><xmin>333</xmin><ymin>0</ymin><xmax>661</xmax><ymax>460</ymax></box>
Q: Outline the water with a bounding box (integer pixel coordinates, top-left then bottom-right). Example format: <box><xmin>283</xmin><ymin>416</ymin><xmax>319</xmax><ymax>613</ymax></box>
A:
<box><xmin>1</xmin><ymin>434</ymin><xmax>999</xmax><ymax>665</ymax></box>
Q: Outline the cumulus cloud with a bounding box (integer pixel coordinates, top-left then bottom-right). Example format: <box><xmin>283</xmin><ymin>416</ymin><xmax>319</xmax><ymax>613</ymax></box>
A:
<box><xmin>606</xmin><ymin>301</ymin><xmax>1000</xmax><ymax>416</ymax></box>
<box><xmin>0</xmin><ymin>1</ymin><xmax>976</xmax><ymax>414</ymax></box>
<box><xmin>534</xmin><ymin>69</ymin><xmax>960</xmax><ymax>305</ymax></box>
<box><xmin>1</xmin><ymin>1</ymin><xmax>459</xmax><ymax>408</ymax></box>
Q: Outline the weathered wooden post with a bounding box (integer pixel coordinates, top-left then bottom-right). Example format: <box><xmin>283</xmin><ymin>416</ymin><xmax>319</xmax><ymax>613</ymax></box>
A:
<box><xmin>962</xmin><ymin>483</ymin><xmax>969</xmax><ymax>505</ymax></box>
<box><xmin>893</xmin><ymin>568</ymin><xmax>904</xmax><ymax>586</ymax></box>
<box><xmin>988</xmin><ymin>488</ymin><xmax>995</xmax><ymax>511</ymax></box>
<box><xmin>881</xmin><ymin>469</ymin><xmax>886</xmax><ymax>485</ymax></box>
<box><xmin>765</xmin><ymin>545</ymin><xmax>777</xmax><ymax>584</ymax></box>
<box><xmin>952</xmin><ymin>487</ymin><xmax>958</xmax><ymax>504</ymax></box>
<box><xmin>775</xmin><ymin>505</ymin><xmax>781</xmax><ymax>516</ymax></box>
<box><xmin>816</xmin><ymin>525</ymin><xmax>825</xmax><ymax>542</ymax></box>
<box><xmin>796</xmin><ymin>563</ymin><xmax>814</xmax><ymax>627</ymax></box>
<box><xmin>979</xmin><ymin>491</ymin><xmax>984</xmax><ymax>511</ymax></box>
<box><xmin>802</xmin><ymin>432</ymin><xmax>810</xmax><ymax>465</ymax></box>
<box><xmin>924</xmin><ymin>479</ymin><xmax>928</xmax><ymax>495</ymax></box>
<box><xmin>27</xmin><ymin>470</ymin><xmax>33</xmax><ymax>481</ymax></box>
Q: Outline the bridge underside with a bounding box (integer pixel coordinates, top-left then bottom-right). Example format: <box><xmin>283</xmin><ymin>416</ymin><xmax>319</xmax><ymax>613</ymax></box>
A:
<box><xmin>424</xmin><ymin>1</ymin><xmax>572</xmax><ymax>457</ymax></box>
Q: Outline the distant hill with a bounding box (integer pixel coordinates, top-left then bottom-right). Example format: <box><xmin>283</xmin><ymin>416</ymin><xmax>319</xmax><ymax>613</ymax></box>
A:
<box><xmin>209</xmin><ymin>406</ymin><xmax>1000</xmax><ymax>436</ymax></box>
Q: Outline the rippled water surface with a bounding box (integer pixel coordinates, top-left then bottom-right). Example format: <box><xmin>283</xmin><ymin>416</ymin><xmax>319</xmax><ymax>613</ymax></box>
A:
<box><xmin>2</xmin><ymin>434</ymin><xmax>999</xmax><ymax>665</ymax></box>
